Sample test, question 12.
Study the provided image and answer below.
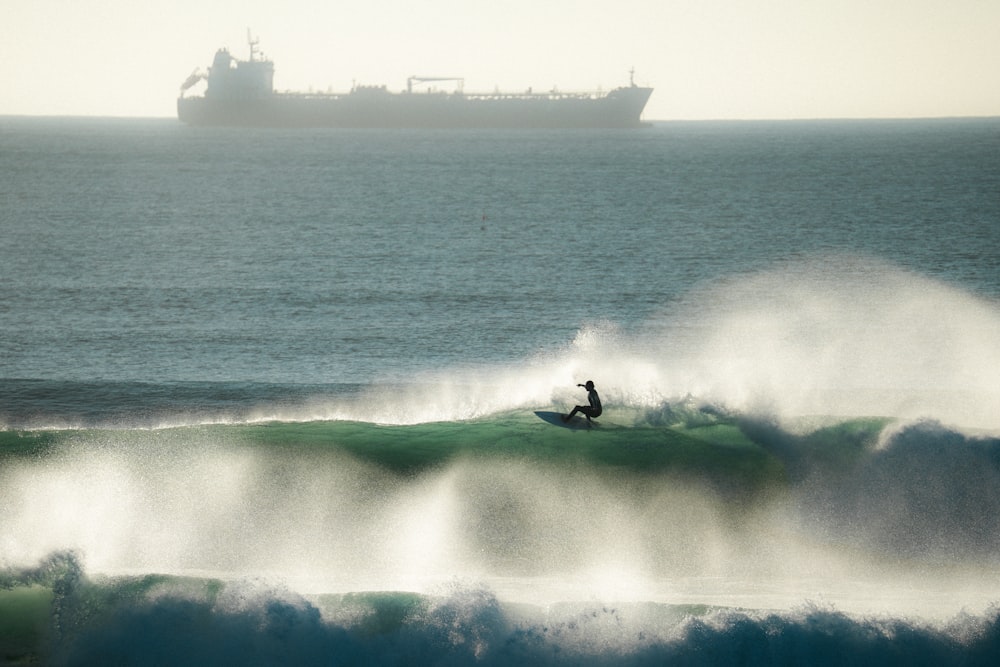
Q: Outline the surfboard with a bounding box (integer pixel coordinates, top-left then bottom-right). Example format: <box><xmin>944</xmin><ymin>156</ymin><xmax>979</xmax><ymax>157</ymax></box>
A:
<box><xmin>534</xmin><ymin>411</ymin><xmax>597</xmax><ymax>430</ymax></box>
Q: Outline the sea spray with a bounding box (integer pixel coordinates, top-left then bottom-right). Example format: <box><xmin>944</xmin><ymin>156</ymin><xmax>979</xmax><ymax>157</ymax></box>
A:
<box><xmin>632</xmin><ymin>255</ymin><xmax>1000</xmax><ymax>430</ymax></box>
<box><xmin>300</xmin><ymin>257</ymin><xmax>1000</xmax><ymax>431</ymax></box>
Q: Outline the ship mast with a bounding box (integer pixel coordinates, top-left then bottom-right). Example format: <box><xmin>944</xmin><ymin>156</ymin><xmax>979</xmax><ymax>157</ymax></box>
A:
<box><xmin>247</xmin><ymin>29</ymin><xmax>261</xmax><ymax>61</ymax></box>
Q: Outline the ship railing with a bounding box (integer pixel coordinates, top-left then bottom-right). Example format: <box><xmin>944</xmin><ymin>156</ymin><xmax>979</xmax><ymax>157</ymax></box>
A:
<box><xmin>271</xmin><ymin>89</ymin><xmax>610</xmax><ymax>101</ymax></box>
<box><xmin>462</xmin><ymin>91</ymin><xmax>604</xmax><ymax>101</ymax></box>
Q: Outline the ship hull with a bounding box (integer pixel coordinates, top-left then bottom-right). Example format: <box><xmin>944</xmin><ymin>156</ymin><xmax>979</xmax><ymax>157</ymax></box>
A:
<box><xmin>177</xmin><ymin>87</ymin><xmax>653</xmax><ymax>129</ymax></box>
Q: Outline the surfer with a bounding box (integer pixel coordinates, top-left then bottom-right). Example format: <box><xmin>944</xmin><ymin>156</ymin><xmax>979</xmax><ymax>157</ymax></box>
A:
<box><xmin>563</xmin><ymin>380</ymin><xmax>602</xmax><ymax>425</ymax></box>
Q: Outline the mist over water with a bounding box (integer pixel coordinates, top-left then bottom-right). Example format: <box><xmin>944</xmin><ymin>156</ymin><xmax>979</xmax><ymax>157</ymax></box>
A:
<box><xmin>640</xmin><ymin>255</ymin><xmax>1000</xmax><ymax>430</ymax></box>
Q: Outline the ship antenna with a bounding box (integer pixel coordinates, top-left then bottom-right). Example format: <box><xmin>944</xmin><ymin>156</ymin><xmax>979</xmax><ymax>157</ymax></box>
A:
<box><xmin>629</xmin><ymin>67</ymin><xmax>635</xmax><ymax>87</ymax></box>
<box><xmin>247</xmin><ymin>28</ymin><xmax>260</xmax><ymax>61</ymax></box>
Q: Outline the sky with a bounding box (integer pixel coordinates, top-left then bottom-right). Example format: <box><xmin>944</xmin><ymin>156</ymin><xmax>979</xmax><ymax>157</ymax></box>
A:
<box><xmin>2</xmin><ymin>0</ymin><xmax>998</xmax><ymax>120</ymax></box>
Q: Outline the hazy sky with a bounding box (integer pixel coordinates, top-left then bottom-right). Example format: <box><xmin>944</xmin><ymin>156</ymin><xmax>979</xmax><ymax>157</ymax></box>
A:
<box><xmin>3</xmin><ymin>0</ymin><xmax>998</xmax><ymax>120</ymax></box>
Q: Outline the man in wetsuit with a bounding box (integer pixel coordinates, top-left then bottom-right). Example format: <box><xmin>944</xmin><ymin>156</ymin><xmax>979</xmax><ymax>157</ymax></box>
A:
<box><xmin>563</xmin><ymin>380</ymin><xmax>602</xmax><ymax>425</ymax></box>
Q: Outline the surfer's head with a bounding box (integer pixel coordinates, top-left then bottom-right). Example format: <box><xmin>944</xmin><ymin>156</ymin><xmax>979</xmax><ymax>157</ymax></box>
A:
<box><xmin>584</xmin><ymin>380</ymin><xmax>595</xmax><ymax>390</ymax></box>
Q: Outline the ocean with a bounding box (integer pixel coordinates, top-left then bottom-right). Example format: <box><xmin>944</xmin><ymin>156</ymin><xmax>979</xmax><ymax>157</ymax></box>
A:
<box><xmin>1</xmin><ymin>116</ymin><xmax>999</xmax><ymax>665</ymax></box>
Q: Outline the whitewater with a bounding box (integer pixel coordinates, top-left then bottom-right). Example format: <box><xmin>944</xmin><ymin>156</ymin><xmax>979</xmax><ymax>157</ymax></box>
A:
<box><xmin>2</xmin><ymin>117</ymin><xmax>999</xmax><ymax>664</ymax></box>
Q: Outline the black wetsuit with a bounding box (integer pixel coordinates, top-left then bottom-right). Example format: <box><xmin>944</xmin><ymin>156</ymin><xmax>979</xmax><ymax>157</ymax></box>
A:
<box><xmin>567</xmin><ymin>388</ymin><xmax>602</xmax><ymax>422</ymax></box>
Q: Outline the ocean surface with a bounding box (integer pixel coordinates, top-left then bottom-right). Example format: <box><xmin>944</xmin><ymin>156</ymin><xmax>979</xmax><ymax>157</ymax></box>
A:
<box><xmin>2</xmin><ymin>116</ymin><xmax>999</xmax><ymax>664</ymax></box>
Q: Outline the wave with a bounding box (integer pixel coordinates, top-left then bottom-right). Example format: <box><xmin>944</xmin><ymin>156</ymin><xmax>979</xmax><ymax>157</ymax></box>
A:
<box><xmin>3</xmin><ymin>257</ymin><xmax>997</xmax><ymax>434</ymax></box>
<box><xmin>351</xmin><ymin>255</ymin><xmax>1000</xmax><ymax>432</ymax></box>
<box><xmin>3</xmin><ymin>552</ymin><xmax>1000</xmax><ymax>666</ymax></box>
<box><xmin>3</xmin><ymin>413</ymin><xmax>999</xmax><ymax>583</ymax></box>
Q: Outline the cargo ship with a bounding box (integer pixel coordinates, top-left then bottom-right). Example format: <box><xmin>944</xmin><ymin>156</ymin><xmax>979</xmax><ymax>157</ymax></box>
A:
<box><xmin>177</xmin><ymin>36</ymin><xmax>653</xmax><ymax>129</ymax></box>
